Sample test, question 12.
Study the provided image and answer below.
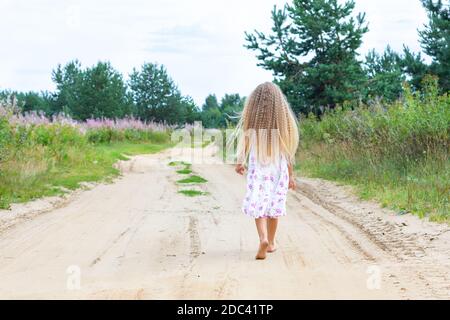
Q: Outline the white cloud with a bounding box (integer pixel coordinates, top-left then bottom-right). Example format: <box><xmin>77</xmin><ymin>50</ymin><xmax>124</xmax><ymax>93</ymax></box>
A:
<box><xmin>0</xmin><ymin>0</ymin><xmax>429</xmax><ymax>105</ymax></box>
<box><xmin>353</xmin><ymin>0</ymin><xmax>428</xmax><ymax>54</ymax></box>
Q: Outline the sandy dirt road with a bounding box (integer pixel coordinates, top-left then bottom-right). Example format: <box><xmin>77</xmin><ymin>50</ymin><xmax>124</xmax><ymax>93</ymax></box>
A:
<box><xmin>0</xmin><ymin>145</ymin><xmax>449</xmax><ymax>299</ymax></box>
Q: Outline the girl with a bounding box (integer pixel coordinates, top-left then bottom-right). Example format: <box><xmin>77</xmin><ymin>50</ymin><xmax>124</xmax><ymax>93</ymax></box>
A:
<box><xmin>233</xmin><ymin>82</ymin><xmax>299</xmax><ymax>260</ymax></box>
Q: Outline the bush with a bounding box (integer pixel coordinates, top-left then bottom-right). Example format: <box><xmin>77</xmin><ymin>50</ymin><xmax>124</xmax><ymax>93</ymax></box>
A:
<box><xmin>0</xmin><ymin>107</ymin><xmax>172</xmax><ymax>209</ymax></box>
<box><xmin>299</xmin><ymin>78</ymin><xmax>450</xmax><ymax>221</ymax></box>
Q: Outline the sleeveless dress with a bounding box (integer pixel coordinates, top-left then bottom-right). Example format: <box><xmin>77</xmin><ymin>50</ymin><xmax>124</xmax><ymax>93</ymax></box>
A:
<box><xmin>242</xmin><ymin>148</ymin><xmax>289</xmax><ymax>218</ymax></box>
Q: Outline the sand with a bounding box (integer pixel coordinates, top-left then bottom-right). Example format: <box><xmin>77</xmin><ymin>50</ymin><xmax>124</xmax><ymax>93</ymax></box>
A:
<box><xmin>0</xmin><ymin>145</ymin><xmax>448</xmax><ymax>299</ymax></box>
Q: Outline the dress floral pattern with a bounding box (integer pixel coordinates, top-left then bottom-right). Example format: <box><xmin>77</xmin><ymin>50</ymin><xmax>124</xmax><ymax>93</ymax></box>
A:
<box><xmin>242</xmin><ymin>149</ymin><xmax>289</xmax><ymax>218</ymax></box>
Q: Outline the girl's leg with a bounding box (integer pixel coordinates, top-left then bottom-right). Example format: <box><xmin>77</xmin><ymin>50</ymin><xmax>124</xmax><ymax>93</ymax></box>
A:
<box><xmin>255</xmin><ymin>218</ymin><xmax>269</xmax><ymax>259</ymax></box>
<box><xmin>267</xmin><ymin>218</ymin><xmax>278</xmax><ymax>252</ymax></box>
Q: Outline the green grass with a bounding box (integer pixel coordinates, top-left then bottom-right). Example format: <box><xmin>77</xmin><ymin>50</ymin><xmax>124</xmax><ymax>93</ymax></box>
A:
<box><xmin>298</xmin><ymin>81</ymin><xmax>449</xmax><ymax>222</ymax></box>
<box><xmin>173</xmin><ymin>161</ymin><xmax>193</xmax><ymax>175</ymax></box>
<box><xmin>95</xmin><ymin>142</ymin><xmax>172</xmax><ymax>159</ymax></box>
<box><xmin>176</xmin><ymin>169</ymin><xmax>193</xmax><ymax>175</ymax></box>
<box><xmin>176</xmin><ymin>175</ymin><xmax>208</xmax><ymax>184</ymax></box>
<box><xmin>178</xmin><ymin>189</ymin><xmax>208</xmax><ymax>197</ymax></box>
<box><xmin>199</xmin><ymin>140</ymin><xmax>210</xmax><ymax>148</ymax></box>
<box><xmin>176</xmin><ymin>135</ymin><xmax>211</xmax><ymax>149</ymax></box>
<box><xmin>0</xmin><ymin>141</ymin><xmax>172</xmax><ymax>209</ymax></box>
<box><xmin>168</xmin><ymin>161</ymin><xmax>191</xmax><ymax>167</ymax></box>
<box><xmin>189</xmin><ymin>140</ymin><xmax>210</xmax><ymax>148</ymax></box>
<box><xmin>0</xmin><ymin>115</ymin><xmax>173</xmax><ymax>209</ymax></box>
<box><xmin>298</xmin><ymin>146</ymin><xmax>449</xmax><ymax>222</ymax></box>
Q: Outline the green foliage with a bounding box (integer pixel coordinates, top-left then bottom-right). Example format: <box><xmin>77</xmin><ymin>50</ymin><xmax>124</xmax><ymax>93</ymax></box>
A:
<box><xmin>176</xmin><ymin>175</ymin><xmax>208</xmax><ymax>184</ymax></box>
<box><xmin>0</xmin><ymin>117</ymin><xmax>171</xmax><ymax>209</ymax></box>
<box><xmin>245</xmin><ymin>0</ymin><xmax>449</xmax><ymax>112</ymax></box>
<box><xmin>0</xmin><ymin>117</ymin><xmax>13</xmax><ymax>162</ymax></box>
<box><xmin>85</xmin><ymin>128</ymin><xmax>169</xmax><ymax>144</ymax></box>
<box><xmin>129</xmin><ymin>63</ymin><xmax>200</xmax><ymax>124</ymax></box>
<box><xmin>364</xmin><ymin>46</ymin><xmax>405</xmax><ymax>102</ymax></box>
<box><xmin>200</xmin><ymin>93</ymin><xmax>244</xmax><ymax>128</ymax></box>
<box><xmin>299</xmin><ymin>80</ymin><xmax>450</xmax><ymax>221</ymax></box>
<box><xmin>201</xmin><ymin>106</ymin><xmax>223</xmax><ymax>128</ymax></box>
<box><xmin>2</xmin><ymin>60</ymin><xmax>241</xmax><ymax>128</ymax></box>
<box><xmin>397</xmin><ymin>1</ymin><xmax>449</xmax><ymax>93</ymax></box>
<box><xmin>2</xmin><ymin>61</ymin><xmax>203</xmax><ymax>125</ymax></box>
<box><xmin>52</xmin><ymin>61</ymin><xmax>132</xmax><ymax>120</ymax></box>
<box><xmin>0</xmin><ymin>90</ymin><xmax>55</xmax><ymax>116</ymax></box>
<box><xmin>220</xmin><ymin>94</ymin><xmax>245</xmax><ymax>126</ymax></box>
<box><xmin>202</xmin><ymin>94</ymin><xmax>220</xmax><ymax>112</ymax></box>
<box><xmin>398</xmin><ymin>47</ymin><xmax>430</xmax><ymax>91</ymax></box>
<box><xmin>168</xmin><ymin>161</ymin><xmax>191</xmax><ymax>167</ymax></box>
<box><xmin>419</xmin><ymin>0</ymin><xmax>450</xmax><ymax>91</ymax></box>
<box><xmin>176</xmin><ymin>169</ymin><xmax>193</xmax><ymax>175</ymax></box>
<box><xmin>19</xmin><ymin>91</ymin><xmax>53</xmax><ymax>114</ymax></box>
<box><xmin>174</xmin><ymin>161</ymin><xmax>193</xmax><ymax>174</ymax></box>
<box><xmin>0</xmin><ymin>122</ymin><xmax>84</xmax><ymax>208</ymax></box>
<box><xmin>178</xmin><ymin>190</ymin><xmax>208</xmax><ymax>197</ymax></box>
<box><xmin>245</xmin><ymin>0</ymin><xmax>369</xmax><ymax>114</ymax></box>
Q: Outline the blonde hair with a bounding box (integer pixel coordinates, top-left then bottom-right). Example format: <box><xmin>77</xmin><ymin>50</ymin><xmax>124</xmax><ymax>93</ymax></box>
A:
<box><xmin>232</xmin><ymin>82</ymin><xmax>299</xmax><ymax>165</ymax></box>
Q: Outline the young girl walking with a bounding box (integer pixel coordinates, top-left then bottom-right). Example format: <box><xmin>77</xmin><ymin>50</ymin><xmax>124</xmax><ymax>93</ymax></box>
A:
<box><xmin>233</xmin><ymin>82</ymin><xmax>299</xmax><ymax>260</ymax></box>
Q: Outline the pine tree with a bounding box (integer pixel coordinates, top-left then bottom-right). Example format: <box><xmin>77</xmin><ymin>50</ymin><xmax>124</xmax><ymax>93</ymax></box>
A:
<box><xmin>129</xmin><ymin>63</ymin><xmax>200</xmax><ymax>124</ymax></box>
<box><xmin>202</xmin><ymin>94</ymin><xmax>220</xmax><ymax>112</ymax></box>
<box><xmin>398</xmin><ymin>46</ymin><xmax>429</xmax><ymax>91</ymax></box>
<box><xmin>364</xmin><ymin>46</ymin><xmax>405</xmax><ymax>102</ymax></box>
<box><xmin>419</xmin><ymin>0</ymin><xmax>450</xmax><ymax>91</ymax></box>
<box><xmin>245</xmin><ymin>0</ymin><xmax>368</xmax><ymax>115</ymax></box>
<box><xmin>52</xmin><ymin>61</ymin><xmax>130</xmax><ymax>120</ymax></box>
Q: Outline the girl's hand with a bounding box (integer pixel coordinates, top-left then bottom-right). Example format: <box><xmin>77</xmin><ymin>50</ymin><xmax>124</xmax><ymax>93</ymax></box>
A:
<box><xmin>288</xmin><ymin>175</ymin><xmax>297</xmax><ymax>190</ymax></box>
<box><xmin>235</xmin><ymin>164</ymin><xmax>245</xmax><ymax>175</ymax></box>
<box><xmin>287</xmin><ymin>162</ymin><xmax>296</xmax><ymax>190</ymax></box>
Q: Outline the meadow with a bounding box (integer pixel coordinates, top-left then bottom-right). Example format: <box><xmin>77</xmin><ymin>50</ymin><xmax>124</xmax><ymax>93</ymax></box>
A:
<box><xmin>0</xmin><ymin>103</ymin><xmax>172</xmax><ymax>209</ymax></box>
<box><xmin>298</xmin><ymin>79</ymin><xmax>449</xmax><ymax>222</ymax></box>
<box><xmin>1</xmin><ymin>79</ymin><xmax>449</xmax><ymax>223</ymax></box>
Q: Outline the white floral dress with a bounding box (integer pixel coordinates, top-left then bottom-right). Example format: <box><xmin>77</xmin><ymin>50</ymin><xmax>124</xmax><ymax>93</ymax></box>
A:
<box><xmin>242</xmin><ymin>149</ymin><xmax>289</xmax><ymax>218</ymax></box>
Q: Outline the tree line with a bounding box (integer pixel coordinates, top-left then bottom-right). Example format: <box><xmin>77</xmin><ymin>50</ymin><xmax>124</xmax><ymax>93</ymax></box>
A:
<box><xmin>1</xmin><ymin>0</ymin><xmax>448</xmax><ymax>125</ymax></box>
<box><xmin>0</xmin><ymin>61</ymin><xmax>244</xmax><ymax>128</ymax></box>
<box><xmin>245</xmin><ymin>0</ymin><xmax>449</xmax><ymax>115</ymax></box>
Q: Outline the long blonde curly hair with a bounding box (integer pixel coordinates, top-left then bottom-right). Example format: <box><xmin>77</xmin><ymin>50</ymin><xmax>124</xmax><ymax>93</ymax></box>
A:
<box><xmin>232</xmin><ymin>82</ymin><xmax>299</xmax><ymax>166</ymax></box>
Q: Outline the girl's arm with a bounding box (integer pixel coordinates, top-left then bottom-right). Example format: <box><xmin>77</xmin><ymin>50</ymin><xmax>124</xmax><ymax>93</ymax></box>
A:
<box><xmin>235</xmin><ymin>135</ymin><xmax>248</xmax><ymax>175</ymax></box>
<box><xmin>235</xmin><ymin>163</ymin><xmax>245</xmax><ymax>175</ymax></box>
<box><xmin>288</xmin><ymin>162</ymin><xmax>296</xmax><ymax>190</ymax></box>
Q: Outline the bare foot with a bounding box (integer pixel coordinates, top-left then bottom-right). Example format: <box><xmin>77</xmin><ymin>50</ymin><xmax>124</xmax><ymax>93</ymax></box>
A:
<box><xmin>267</xmin><ymin>243</ymin><xmax>277</xmax><ymax>253</ymax></box>
<box><xmin>256</xmin><ymin>240</ymin><xmax>269</xmax><ymax>260</ymax></box>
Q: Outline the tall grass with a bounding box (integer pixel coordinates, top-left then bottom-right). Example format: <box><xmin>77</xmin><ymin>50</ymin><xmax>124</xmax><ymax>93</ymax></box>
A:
<box><xmin>298</xmin><ymin>78</ymin><xmax>449</xmax><ymax>222</ymax></box>
<box><xmin>0</xmin><ymin>104</ymin><xmax>173</xmax><ymax>209</ymax></box>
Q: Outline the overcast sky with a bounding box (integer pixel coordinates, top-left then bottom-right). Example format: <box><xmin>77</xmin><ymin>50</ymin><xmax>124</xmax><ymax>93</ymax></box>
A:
<box><xmin>0</xmin><ymin>0</ymin><xmax>429</xmax><ymax>105</ymax></box>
